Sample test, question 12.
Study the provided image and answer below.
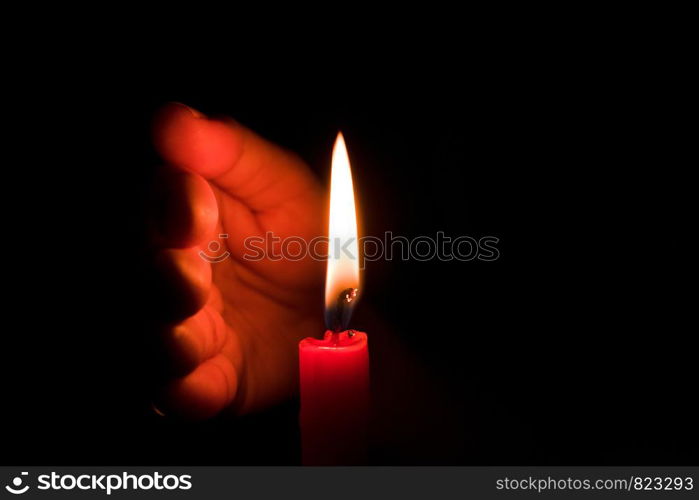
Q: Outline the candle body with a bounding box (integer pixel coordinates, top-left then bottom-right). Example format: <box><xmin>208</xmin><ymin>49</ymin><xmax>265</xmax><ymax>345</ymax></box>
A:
<box><xmin>299</xmin><ymin>330</ymin><xmax>369</xmax><ymax>465</ymax></box>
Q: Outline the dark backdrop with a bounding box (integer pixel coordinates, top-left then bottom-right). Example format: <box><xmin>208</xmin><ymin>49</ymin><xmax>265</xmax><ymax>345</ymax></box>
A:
<box><xmin>3</xmin><ymin>55</ymin><xmax>695</xmax><ymax>465</ymax></box>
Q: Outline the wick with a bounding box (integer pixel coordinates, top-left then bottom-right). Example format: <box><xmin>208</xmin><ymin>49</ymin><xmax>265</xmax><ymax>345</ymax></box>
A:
<box><xmin>330</xmin><ymin>329</ymin><xmax>355</xmax><ymax>345</ymax></box>
<box><xmin>327</xmin><ymin>287</ymin><xmax>359</xmax><ymax>334</ymax></box>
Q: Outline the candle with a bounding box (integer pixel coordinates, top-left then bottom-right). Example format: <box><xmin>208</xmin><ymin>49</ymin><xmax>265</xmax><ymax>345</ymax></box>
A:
<box><xmin>299</xmin><ymin>133</ymin><xmax>370</xmax><ymax>465</ymax></box>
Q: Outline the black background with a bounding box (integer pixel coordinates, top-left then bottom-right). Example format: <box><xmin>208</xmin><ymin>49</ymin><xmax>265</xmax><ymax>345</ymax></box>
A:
<box><xmin>2</xmin><ymin>41</ymin><xmax>695</xmax><ymax>465</ymax></box>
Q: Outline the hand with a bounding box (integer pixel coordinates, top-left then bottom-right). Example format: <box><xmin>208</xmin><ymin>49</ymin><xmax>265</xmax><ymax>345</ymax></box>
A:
<box><xmin>150</xmin><ymin>103</ymin><xmax>325</xmax><ymax>418</ymax></box>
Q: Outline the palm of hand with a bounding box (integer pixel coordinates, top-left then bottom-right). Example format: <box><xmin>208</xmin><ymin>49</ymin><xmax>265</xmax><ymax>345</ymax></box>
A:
<box><xmin>152</xmin><ymin>103</ymin><xmax>325</xmax><ymax>418</ymax></box>
<box><xmin>210</xmin><ymin>181</ymin><xmax>324</xmax><ymax>415</ymax></box>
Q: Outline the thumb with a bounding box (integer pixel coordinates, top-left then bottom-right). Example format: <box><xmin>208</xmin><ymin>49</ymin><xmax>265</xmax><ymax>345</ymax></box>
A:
<box><xmin>152</xmin><ymin>102</ymin><xmax>320</xmax><ymax>213</ymax></box>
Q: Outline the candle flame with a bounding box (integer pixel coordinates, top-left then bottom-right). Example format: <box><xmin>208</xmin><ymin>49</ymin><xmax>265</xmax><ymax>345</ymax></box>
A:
<box><xmin>324</xmin><ymin>132</ymin><xmax>360</xmax><ymax>331</ymax></box>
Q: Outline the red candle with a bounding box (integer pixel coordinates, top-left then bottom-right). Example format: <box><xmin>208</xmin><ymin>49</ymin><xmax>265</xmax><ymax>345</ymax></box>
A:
<box><xmin>299</xmin><ymin>330</ymin><xmax>369</xmax><ymax>464</ymax></box>
<box><xmin>299</xmin><ymin>133</ymin><xmax>370</xmax><ymax>465</ymax></box>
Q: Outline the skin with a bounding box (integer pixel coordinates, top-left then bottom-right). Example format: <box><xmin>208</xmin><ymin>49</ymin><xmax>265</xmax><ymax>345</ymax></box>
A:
<box><xmin>151</xmin><ymin>103</ymin><xmax>325</xmax><ymax>418</ymax></box>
